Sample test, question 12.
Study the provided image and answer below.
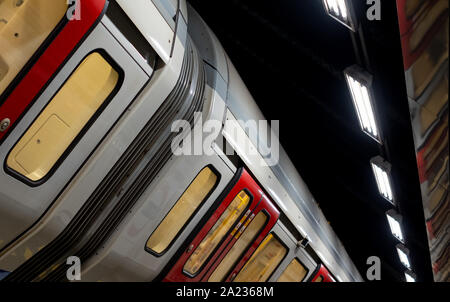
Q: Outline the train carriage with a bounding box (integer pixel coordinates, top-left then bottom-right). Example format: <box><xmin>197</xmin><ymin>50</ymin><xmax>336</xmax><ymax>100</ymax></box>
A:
<box><xmin>0</xmin><ymin>0</ymin><xmax>362</xmax><ymax>282</ymax></box>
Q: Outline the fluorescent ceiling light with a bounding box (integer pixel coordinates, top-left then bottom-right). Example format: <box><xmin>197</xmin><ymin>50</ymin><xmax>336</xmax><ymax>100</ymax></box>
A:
<box><xmin>345</xmin><ymin>65</ymin><xmax>381</xmax><ymax>143</ymax></box>
<box><xmin>404</xmin><ymin>271</ymin><xmax>416</xmax><ymax>282</ymax></box>
<box><xmin>371</xmin><ymin>156</ymin><xmax>395</xmax><ymax>204</ymax></box>
<box><xmin>396</xmin><ymin>244</ymin><xmax>411</xmax><ymax>270</ymax></box>
<box><xmin>386</xmin><ymin>209</ymin><xmax>404</xmax><ymax>243</ymax></box>
<box><xmin>322</xmin><ymin>0</ymin><xmax>357</xmax><ymax>31</ymax></box>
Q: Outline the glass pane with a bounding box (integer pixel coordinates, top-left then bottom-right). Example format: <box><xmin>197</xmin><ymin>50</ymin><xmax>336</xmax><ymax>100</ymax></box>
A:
<box><xmin>0</xmin><ymin>0</ymin><xmax>68</xmax><ymax>95</ymax></box>
<box><xmin>234</xmin><ymin>233</ymin><xmax>287</xmax><ymax>282</ymax></box>
<box><xmin>7</xmin><ymin>52</ymin><xmax>119</xmax><ymax>181</ymax></box>
<box><xmin>184</xmin><ymin>190</ymin><xmax>250</xmax><ymax>276</ymax></box>
<box><xmin>147</xmin><ymin>167</ymin><xmax>218</xmax><ymax>254</ymax></box>
<box><xmin>277</xmin><ymin>259</ymin><xmax>307</xmax><ymax>282</ymax></box>
<box><xmin>209</xmin><ymin>212</ymin><xmax>267</xmax><ymax>282</ymax></box>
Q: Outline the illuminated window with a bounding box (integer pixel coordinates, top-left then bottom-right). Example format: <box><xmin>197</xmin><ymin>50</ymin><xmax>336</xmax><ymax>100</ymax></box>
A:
<box><xmin>277</xmin><ymin>259</ymin><xmax>308</xmax><ymax>282</ymax></box>
<box><xmin>184</xmin><ymin>191</ymin><xmax>251</xmax><ymax>276</ymax></box>
<box><xmin>146</xmin><ymin>167</ymin><xmax>218</xmax><ymax>255</ymax></box>
<box><xmin>0</xmin><ymin>0</ymin><xmax>68</xmax><ymax>95</ymax></box>
<box><xmin>208</xmin><ymin>212</ymin><xmax>268</xmax><ymax>282</ymax></box>
<box><xmin>234</xmin><ymin>233</ymin><xmax>287</xmax><ymax>282</ymax></box>
<box><xmin>7</xmin><ymin>52</ymin><xmax>119</xmax><ymax>182</ymax></box>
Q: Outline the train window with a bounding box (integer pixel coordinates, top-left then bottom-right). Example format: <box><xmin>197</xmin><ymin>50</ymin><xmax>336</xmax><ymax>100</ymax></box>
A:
<box><xmin>277</xmin><ymin>259</ymin><xmax>308</xmax><ymax>282</ymax></box>
<box><xmin>146</xmin><ymin>167</ymin><xmax>219</xmax><ymax>255</ymax></box>
<box><xmin>6</xmin><ymin>52</ymin><xmax>120</xmax><ymax>182</ymax></box>
<box><xmin>208</xmin><ymin>211</ymin><xmax>268</xmax><ymax>282</ymax></box>
<box><xmin>234</xmin><ymin>233</ymin><xmax>287</xmax><ymax>282</ymax></box>
<box><xmin>0</xmin><ymin>0</ymin><xmax>68</xmax><ymax>96</ymax></box>
<box><xmin>184</xmin><ymin>190</ymin><xmax>251</xmax><ymax>276</ymax></box>
<box><xmin>315</xmin><ymin>275</ymin><xmax>324</xmax><ymax>282</ymax></box>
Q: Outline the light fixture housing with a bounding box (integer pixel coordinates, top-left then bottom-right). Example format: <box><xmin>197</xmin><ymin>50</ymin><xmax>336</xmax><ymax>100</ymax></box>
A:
<box><xmin>344</xmin><ymin>65</ymin><xmax>382</xmax><ymax>143</ymax></box>
<box><xmin>396</xmin><ymin>244</ymin><xmax>412</xmax><ymax>270</ymax></box>
<box><xmin>386</xmin><ymin>209</ymin><xmax>405</xmax><ymax>243</ymax></box>
<box><xmin>322</xmin><ymin>0</ymin><xmax>358</xmax><ymax>31</ymax></box>
<box><xmin>371</xmin><ymin>156</ymin><xmax>395</xmax><ymax>205</ymax></box>
<box><xmin>404</xmin><ymin>270</ymin><xmax>416</xmax><ymax>282</ymax></box>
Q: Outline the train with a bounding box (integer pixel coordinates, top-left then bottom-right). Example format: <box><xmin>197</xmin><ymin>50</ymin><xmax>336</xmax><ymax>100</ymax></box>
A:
<box><xmin>0</xmin><ymin>0</ymin><xmax>362</xmax><ymax>282</ymax></box>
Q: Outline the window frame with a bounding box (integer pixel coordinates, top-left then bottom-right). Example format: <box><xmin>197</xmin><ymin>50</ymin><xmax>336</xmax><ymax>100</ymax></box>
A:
<box><xmin>232</xmin><ymin>231</ymin><xmax>289</xmax><ymax>282</ymax></box>
<box><xmin>181</xmin><ymin>188</ymin><xmax>254</xmax><ymax>278</ymax></box>
<box><xmin>145</xmin><ymin>165</ymin><xmax>221</xmax><ymax>257</ymax></box>
<box><xmin>4</xmin><ymin>49</ymin><xmax>124</xmax><ymax>186</ymax></box>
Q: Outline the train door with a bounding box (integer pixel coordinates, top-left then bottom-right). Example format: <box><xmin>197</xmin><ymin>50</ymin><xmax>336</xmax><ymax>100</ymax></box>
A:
<box><xmin>268</xmin><ymin>223</ymin><xmax>317</xmax><ymax>282</ymax></box>
<box><xmin>309</xmin><ymin>264</ymin><xmax>336</xmax><ymax>282</ymax></box>
<box><xmin>163</xmin><ymin>168</ymin><xmax>280</xmax><ymax>282</ymax></box>
<box><xmin>0</xmin><ymin>0</ymin><xmax>152</xmax><ymax>255</ymax></box>
<box><xmin>204</xmin><ymin>194</ymin><xmax>280</xmax><ymax>282</ymax></box>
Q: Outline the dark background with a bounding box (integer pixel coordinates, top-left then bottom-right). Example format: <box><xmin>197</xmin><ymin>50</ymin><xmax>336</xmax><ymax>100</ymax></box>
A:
<box><xmin>189</xmin><ymin>0</ymin><xmax>433</xmax><ymax>282</ymax></box>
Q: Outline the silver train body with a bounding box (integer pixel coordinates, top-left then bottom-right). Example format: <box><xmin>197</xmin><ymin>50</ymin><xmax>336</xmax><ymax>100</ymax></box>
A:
<box><xmin>0</xmin><ymin>0</ymin><xmax>362</xmax><ymax>282</ymax></box>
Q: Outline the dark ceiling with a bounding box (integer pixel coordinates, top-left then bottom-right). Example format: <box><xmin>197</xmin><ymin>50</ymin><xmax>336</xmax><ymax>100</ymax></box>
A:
<box><xmin>188</xmin><ymin>0</ymin><xmax>434</xmax><ymax>282</ymax></box>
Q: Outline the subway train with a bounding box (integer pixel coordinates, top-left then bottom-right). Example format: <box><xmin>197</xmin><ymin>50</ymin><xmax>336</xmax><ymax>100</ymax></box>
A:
<box><xmin>0</xmin><ymin>0</ymin><xmax>362</xmax><ymax>282</ymax></box>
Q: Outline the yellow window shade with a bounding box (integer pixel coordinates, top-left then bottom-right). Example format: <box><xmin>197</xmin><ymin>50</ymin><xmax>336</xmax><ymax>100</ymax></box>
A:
<box><xmin>277</xmin><ymin>259</ymin><xmax>308</xmax><ymax>282</ymax></box>
<box><xmin>209</xmin><ymin>211</ymin><xmax>267</xmax><ymax>282</ymax></box>
<box><xmin>234</xmin><ymin>233</ymin><xmax>287</xmax><ymax>282</ymax></box>
<box><xmin>7</xmin><ymin>52</ymin><xmax>119</xmax><ymax>181</ymax></box>
<box><xmin>184</xmin><ymin>191</ymin><xmax>251</xmax><ymax>276</ymax></box>
<box><xmin>146</xmin><ymin>167</ymin><xmax>219</xmax><ymax>255</ymax></box>
<box><xmin>0</xmin><ymin>0</ymin><xmax>68</xmax><ymax>95</ymax></box>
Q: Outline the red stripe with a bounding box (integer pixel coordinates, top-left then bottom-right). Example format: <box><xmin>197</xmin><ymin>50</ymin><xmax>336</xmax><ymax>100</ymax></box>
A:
<box><xmin>0</xmin><ymin>0</ymin><xmax>107</xmax><ymax>141</ymax></box>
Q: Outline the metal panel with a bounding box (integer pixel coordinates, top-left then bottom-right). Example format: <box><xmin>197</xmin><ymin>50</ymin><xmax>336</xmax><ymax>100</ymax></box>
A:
<box><xmin>0</xmin><ymin>22</ymin><xmax>148</xmax><ymax>253</ymax></box>
<box><xmin>101</xmin><ymin>17</ymin><xmax>155</xmax><ymax>77</ymax></box>
<box><xmin>117</xmin><ymin>0</ymin><xmax>174</xmax><ymax>63</ymax></box>
<box><xmin>78</xmin><ymin>71</ymin><xmax>232</xmax><ymax>282</ymax></box>
<box><xmin>151</xmin><ymin>0</ymin><xmax>177</xmax><ymax>30</ymax></box>
<box><xmin>79</xmin><ymin>153</ymin><xmax>234</xmax><ymax>282</ymax></box>
<box><xmin>1</xmin><ymin>37</ymin><xmax>200</xmax><ymax>281</ymax></box>
<box><xmin>187</xmin><ymin>5</ymin><xmax>229</xmax><ymax>85</ymax></box>
<box><xmin>0</xmin><ymin>27</ymin><xmax>189</xmax><ymax>275</ymax></box>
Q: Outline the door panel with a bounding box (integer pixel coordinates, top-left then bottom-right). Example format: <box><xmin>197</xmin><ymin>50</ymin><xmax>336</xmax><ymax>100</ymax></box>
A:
<box><xmin>206</xmin><ymin>211</ymin><xmax>268</xmax><ymax>282</ymax></box>
<box><xmin>164</xmin><ymin>169</ymin><xmax>264</xmax><ymax>282</ymax></box>
<box><xmin>268</xmin><ymin>222</ymin><xmax>317</xmax><ymax>282</ymax></box>
<box><xmin>204</xmin><ymin>195</ymin><xmax>280</xmax><ymax>282</ymax></box>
